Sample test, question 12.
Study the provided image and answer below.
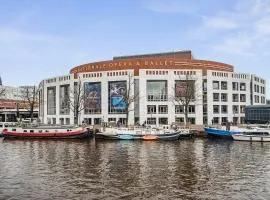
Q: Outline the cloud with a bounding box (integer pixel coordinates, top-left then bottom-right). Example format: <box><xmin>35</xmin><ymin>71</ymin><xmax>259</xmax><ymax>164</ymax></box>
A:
<box><xmin>142</xmin><ymin>0</ymin><xmax>198</xmax><ymax>14</ymax></box>
<box><xmin>191</xmin><ymin>0</ymin><xmax>270</xmax><ymax>56</ymax></box>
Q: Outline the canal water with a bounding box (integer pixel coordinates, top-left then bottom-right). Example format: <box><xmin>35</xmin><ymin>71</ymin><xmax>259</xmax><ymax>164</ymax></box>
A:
<box><xmin>0</xmin><ymin>138</ymin><xmax>270</xmax><ymax>200</ymax></box>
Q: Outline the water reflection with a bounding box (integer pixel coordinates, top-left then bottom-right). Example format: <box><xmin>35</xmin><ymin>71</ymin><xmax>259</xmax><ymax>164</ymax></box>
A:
<box><xmin>0</xmin><ymin>138</ymin><xmax>270</xmax><ymax>199</ymax></box>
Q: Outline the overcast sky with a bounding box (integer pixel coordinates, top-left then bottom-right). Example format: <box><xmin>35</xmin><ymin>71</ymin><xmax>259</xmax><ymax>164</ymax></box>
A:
<box><xmin>0</xmin><ymin>0</ymin><xmax>269</xmax><ymax>97</ymax></box>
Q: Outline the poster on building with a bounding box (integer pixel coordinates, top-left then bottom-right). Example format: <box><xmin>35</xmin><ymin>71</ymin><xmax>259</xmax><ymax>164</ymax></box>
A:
<box><xmin>84</xmin><ymin>82</ymin><xmax>101</xmax><ymax>110</ymax></box>
<box><xmin>175</xmin><ymin>80</ymin><xmax>195</xmax><ymax>98</ymax></box>
<box><xmin>109</xmin><ymin>81</ymin><xmax>127</xmax><ymax>110</ymax></box>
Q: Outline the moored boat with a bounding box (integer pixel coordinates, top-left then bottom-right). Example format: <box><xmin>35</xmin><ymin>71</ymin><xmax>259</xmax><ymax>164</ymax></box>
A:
<box><xmin>95</xmin><ymin>127</ymin><xmax>192</xmax><ymax>141</ymax></box>
<box><xmin>232</xmin><ymin>130</ymin><xmax>270</xmax><ymax>142</ymax></box>
<box><xmin>204</xmin><ymin>127</ymin><xmax>242</xmax><ymax>138</ymax></box>
<box><xmin>2</xmin><ymin>127</ymin><xmax>93</xmax><ymax>139</ymax></box>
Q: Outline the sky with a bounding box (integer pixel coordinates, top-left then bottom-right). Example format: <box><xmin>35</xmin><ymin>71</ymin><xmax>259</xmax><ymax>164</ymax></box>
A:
<box><xmin>0</xmin><ymin>0</ymin><xmax>270</xmax><ymax>97</ymax></box>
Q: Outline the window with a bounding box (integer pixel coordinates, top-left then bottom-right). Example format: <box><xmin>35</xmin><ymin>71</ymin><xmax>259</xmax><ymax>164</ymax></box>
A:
<box><xmin>188</xmin><ymin>105</ymin><xmax>195</xmax><ymax>113</ymax></box>
<box><xmin>59</xmin><ymin>85</ymin><xmax>70</xmax><ymax>115</ymax></box>
<box><xmin>221</xmin><ymin>81</ymin><xmax>227</xmax><ymax>90</ymax></box>
<box><xmin>233</xmin><ymin>105</ymin><xmax>239</xmax><ymax>114</ymax></box>
<box><xmin>158</xmin><ymin>105</ymin><xmax>168</xmax><ymax>114</ymax></box>
<box><xmin>147</xmin><ymin>80</ymin><xmax>168</xmax><ymax>101</ymax></box>
<box><xmin>240</xmin><ymin>94</ymin><xmax>246</xmax><ymax>102</ymax></box>
<box><xmin>213</xmin><ymin>117</ymin><xmax>219</xmax><ymax>124</ymax></box>
<box><xmin>222</xmin><ymin>117</ymin><xmax>228</xmax><ymax>123</ymax></box>
<box><xmin>221</xmin><ymin>105</ymin><xmax>228</xmax><ymax>113</ymax></box>
<box><xmin>175</xmin><ymin>117</ymin><xmax>184</xmax><ymax>124</ymax></box>
<box><xmin>47</xmin><ymin>87</ymin><xmax>56</xmax><ymax>115</ymax></box>
<box><xmin>233</xmin><ymin>94</ymin><xmax>239</xmax><ymax>102</ymax></box>
<box><xmin>221</xmin><ymin>93</ymin><xmax>228</xmax><ymax>102</ymax></box>
<box><xmin>232</xmin><ymin>82</ymin><xmax>239</xmax><ymax>91</ymax></box>
<box><xmin>188</xmin><ymin>118</ymin><xmax>195</xmax><ymax>124</ymax></box>
<box><xmin>159</xmin><ymin>118</ymin><xmax>168</xmax><ymax>125</ymax></box>
<box><xmin>66</xmin><ymin>118</ymin><xmax>70</xmax><ymax>125</ymax></box>
<box><xmin>240</xmin><ymin>105</ymin><xmax>245</xmax><ymax>113</ymax></box>
<box><xmin>240</xmin><ymin>83</ymin><xmax>246</xmax><ymax>91</ymax></box>
<box><xmin>213</xmin><ymin>81</ymin><xmax>219</xmax><ymax>90</ymax></box>
<box><xmin>213</xmin><ymin>105</ymin><xmax>219</xmax><ymax>114</ymax></box>
<box><xmin>213</xmin><ymin>93</ymin><xmax>219</xmax><ymax>102</ymax></box>
<box><xmin>147</xmin><ymin>105</ymin><xmax>156</xmax><ymax>114</ymax></box>
<box><xmin>147</xmin><ymin>118</ymin><xmax>156</xmax><ymax>125</ymax></box>
<box><xmin>175</xmin><ymin>105</ymin><xmax>184</xmax><ymax>114</ymax></box>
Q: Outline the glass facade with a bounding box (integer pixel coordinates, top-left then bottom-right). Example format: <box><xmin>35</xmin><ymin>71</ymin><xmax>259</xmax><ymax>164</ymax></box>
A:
<box><xmin>59</xmin><ymin>85</ymin><xmax>70</xmax><ymax>115</ymax></box>
<box><xmin>47</xmin><ymin>87</ymin><xmax>56</xmax><ymax>115</ymax></box>
<box><xmin>245</xmin><ymin>106</ymin><xmax>270</xmax><ymax>123</ymax></box>
<box><xmin>147</xmin><ymin>80</ymin><xmax>167</xmax><ymax>101</ymax></box>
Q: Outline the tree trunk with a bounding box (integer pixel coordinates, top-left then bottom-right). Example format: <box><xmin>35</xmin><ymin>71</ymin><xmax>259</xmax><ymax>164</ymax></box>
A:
<box><xmin>184</xmin><ymin>105</ymin><xmax>189</xmax><ymax>126</ymax></box>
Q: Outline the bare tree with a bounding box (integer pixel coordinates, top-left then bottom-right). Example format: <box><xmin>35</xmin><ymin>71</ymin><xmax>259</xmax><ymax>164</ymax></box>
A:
<box><xmin>69</xmin><ymin>79</ymin><xmax>85</xmax><ymax>125</ymax></box>
<box><xmin>20</xmin><ymin>86</ymin><xmax>38</xmax><ymax>120</ymax></box>
<box><xmin>0</xmin><ymin>88</ymin><xmax>5</xmax><ymax>99</ymax></box>
<box><xmin>112</xmin><ymin>73</ymin><xmax>139</xmax><ymax>127</ymax></box>
<box><xmin>171</xmin><ymin>74</ymin><xmax>201</xmax><ymax>126</ymax></box>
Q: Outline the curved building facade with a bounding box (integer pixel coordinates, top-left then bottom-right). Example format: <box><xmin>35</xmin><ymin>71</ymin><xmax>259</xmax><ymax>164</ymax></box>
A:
<box><xmin>38</xmin><ymin>51</ymin><xmax>266</xmax><ymax>126</ymax></box>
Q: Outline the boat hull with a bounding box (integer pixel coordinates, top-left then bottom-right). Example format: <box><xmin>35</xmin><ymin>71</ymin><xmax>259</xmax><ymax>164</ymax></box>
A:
<box><xmin>204</xmin><ymin>127</ymin><xmax>240</xmax><ymax>138</ymax></box>
<box><xmin>232</xmin><ymin>134</ymin><xmax>270</xmax><ymax>142</ymax></box>
<box><xmin>2</xmin><ymin>130</ymin><xmax>93</xmax><ymax>139</ymax></box>
<box><xmin>95</xmin><ymin>131</ymin><xmax>192</xmax><ymax>141</ymax></box>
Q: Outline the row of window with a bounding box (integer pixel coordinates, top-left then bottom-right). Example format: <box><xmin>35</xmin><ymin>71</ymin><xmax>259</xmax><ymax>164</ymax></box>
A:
<box><xmin>146</xmin><ymin>70</ymin><xmax>168</xmax><ymax>75</ymax></box>
<box><xmin>58</xmin><ymin>76</ymin><xmax>70</xmax><ymax>82</ymax></box>
<box><xmin>46</xmin><ymin>78</ymin><xmax>57</xmax><ymax>84</ymax></box>
<box><xmin>254</xmin><ymin>84</ymin><xmax>265</xmax><ymax>94</ymax></box>
<box><xmin>254</xmin><ymin>76</ymin><xmax>265</xmax><ymax>84</ymax></box>
<box><xmin>213</xmin><ymin>81</ymin><xmax>247</xmax><ymax>91</ymax></box>
<box><xmin>212</xmin><ymin>117</ymin><xmax>245</xmax><ymax>124</ymax></box>
<box><xmin>212</xmin><ymin>72</ymin><xmax>228</xmax><ymax>77</ymax></box>
<box><xmin>254</xmin><ymin>95</ymin><xmax>266</xmax><ymax>104</ymax></box>
<box><xmin>174</xmin><ymin>71</ymin><xmax>196</xmax><ymax>76</ymax></box>
<box><xmin>83</xmin><ymin>73</ymin><xmax>102</xmax><ymax>78</ymax></box>
<box><xmin>107</xmin><ymin>71</ymin><xmax>128</xmax><ymax>76</ymax></box>
<box><xmin>213</xmin><ymin>105</ymin><xmax>246</xmax><ymax>114</ymax></box>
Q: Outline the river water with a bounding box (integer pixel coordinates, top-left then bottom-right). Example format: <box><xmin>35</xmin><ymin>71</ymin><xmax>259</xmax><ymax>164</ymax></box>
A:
<box><xmin>0</xmin><ymin>138</ymin><xmax>270</xmax><ymax>200</ymax></box>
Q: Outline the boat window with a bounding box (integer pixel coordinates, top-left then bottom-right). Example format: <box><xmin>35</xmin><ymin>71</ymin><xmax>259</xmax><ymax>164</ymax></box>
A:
<box><xmin>23</xmin><ymin>130</ymin><xmax>27</xmax><ymax>132</ymax></box>
<box><xmin>30</xmin><ymin>130</ymin><xmax>34</xmax><ymax>133</ymax></box>
<box><xmin>4</xmin><ymin>124</ymin><xmax>9</xmax><ymax>127</ymax></box>
<box><xmin>12</xmin><ymin>129</ymin><xmax>16</xmax><ymax>131</ymax></box>
<box><xmin>39</xmin><ymin>130</ymin><xmax>43</xmax><ymax>133</ymax></box>
<box><xmin>0</xmin><ymin>124</ymin><xmax>2</xmax><ymax>128</ymax></box>
<box><xmin>67</xmin><ymin>129</ymin><xmax>69</xmax><ymax>132</ymax></box>
<box><xmin>45</xmin><ymin>130</ymin><xmax>49</xmax><ymax>132</ymax></box>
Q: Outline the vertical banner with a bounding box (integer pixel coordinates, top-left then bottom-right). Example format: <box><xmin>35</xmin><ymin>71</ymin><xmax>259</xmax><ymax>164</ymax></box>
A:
<box><xmin>84</xmin><ymin>82</ymin><xmax>101</xmax><ymax>111</ymax></box>
<box><xmin>109</xmin><ymin>81</ymin><xmax>127</xmax><ymax>110</ymax></box>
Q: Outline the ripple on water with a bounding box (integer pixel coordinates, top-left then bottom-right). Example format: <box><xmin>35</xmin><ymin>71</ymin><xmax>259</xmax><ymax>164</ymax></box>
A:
<box><xmin>1</xmin><ymin>138</ymin><xmax>270</xmax><ymax>199</ymax></box>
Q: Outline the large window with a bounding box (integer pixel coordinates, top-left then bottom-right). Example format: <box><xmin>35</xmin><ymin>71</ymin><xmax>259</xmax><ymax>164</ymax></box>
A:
<box><xmin>233</xmin><ymin>94</ymin><xmax>239</xmax><ymax>102</ymax></box>
<box><xmin>108</xmin><ymin>81</ymin><xmax>127</xmax><ymax>114</ymax></box>
<box><xmin>221</xmin><ymin>105</ymin><xmax>228</xmax><ymax>113</ymax></box>
<box><xmin>147</xmin><ymin>118</ymin><xmax>156</xmax><ymax>125</ymax></box>
<box><xmin>47</xmin><ymin>87</ymin><xmax>56</xmax><ymax>115</ymax></box>
<box><xmin>221</xmin><ymin>93</ymin><xmax>228</xmax><ymax>102</ymax></box>
<box><xmin>213</xmin><ymin>81</ymin><xmax>219</xmax><ymax>90</ymax></box>
<box><xmin>59</xmin><ymin>85</ymin><xmax>70</xmax><ymax>115</ymax></box>
<box><xmin>232</xmin><ymin>82</ymin><xmax>239</xmax><ymax>91</ymax></box>
<box><xmin>188</xmin><ymin>105</ymin><xmax>195</xmax><ymax>113</ymax></box>
<box><xmin>233</xmin><ymin>105</ymin><xmax>239</xmax><ymax>114</ymax></box>
<box><xmin>240</xmin><ymin>83</ymin><xmax>246</xmax><ymax>91</ymax></box>
<box><xmin>84</xmin><ymin>82</ymin><xmax>102</xmax><ymax>114</ymax></box>
<box><xmin>147</xmin><ymin>80</ymin><xmax>167</xmax><ymax>101</ymax></box>
<box><xmin>175</xmin><ymin>80</ymin><xmax>195</xmax><ymax>99</ymax></box>
<box><xmin>158</xmin><ymin>105</ymin><xmax>168</xmax><ymax>114</ymax></box>
<box><xmin>159</xmin><ymin>118</ymin><xmax>168</xmax><ymax>125</ymax></box>
<box><xmin>240</xmin><ymin>94</ymin><xmax>246</xmax><ymax>102</ymax></box>
<box><xmin>213</xmin><ymin>105</ymin><xmax>219</xmax><ymax>114</ymax></box>
<box><xmin>221</xmin><ymin>81</ymin><xmax>227</xmax><ymax>90</ymax></box>
<box><xmin>175</xmin><ymin>105</ymin><xmax>184</xmax><ymax>114</ymax></box>
<box><xmin>213</xmin><ymin>93</ymin><xmax>219</xmax><ymax>102</ymax></box>
<box><xmin>147</xmin><ymin>105</ymin><xmax>156</xmax><ymax>114</ymax></box>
